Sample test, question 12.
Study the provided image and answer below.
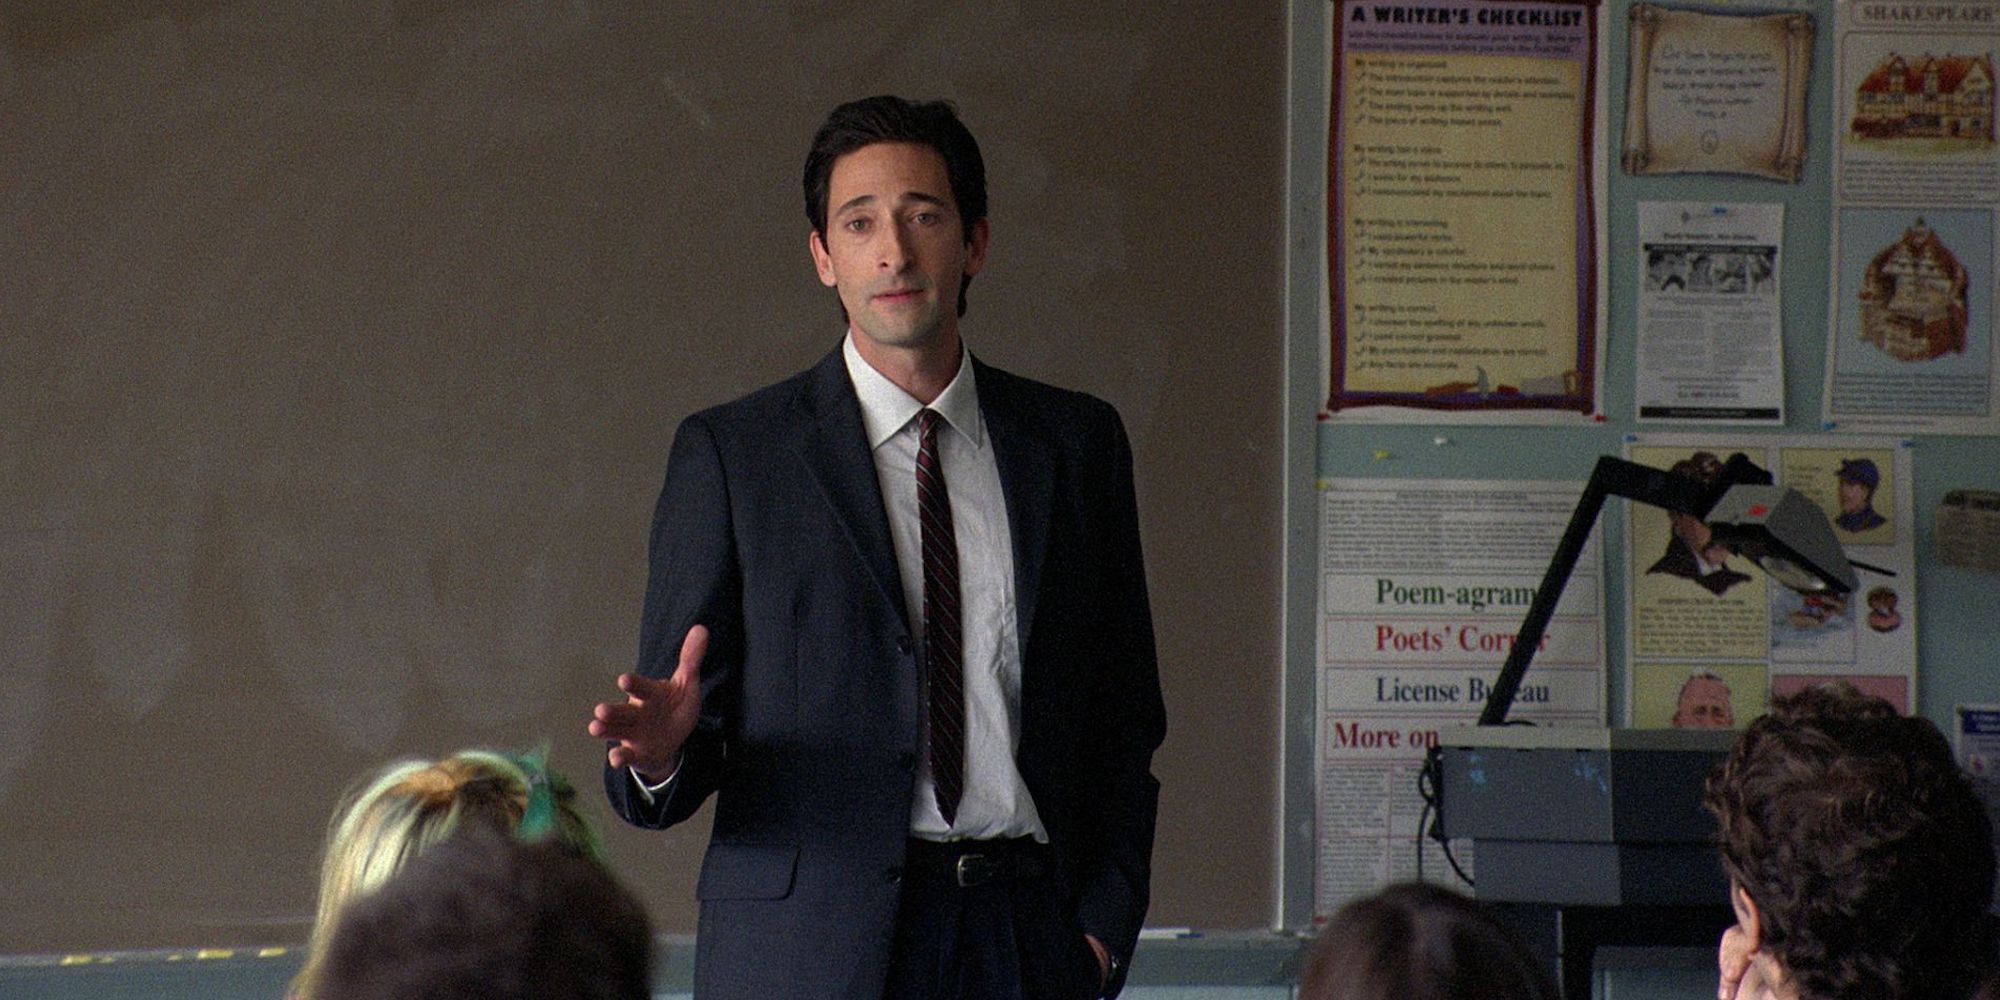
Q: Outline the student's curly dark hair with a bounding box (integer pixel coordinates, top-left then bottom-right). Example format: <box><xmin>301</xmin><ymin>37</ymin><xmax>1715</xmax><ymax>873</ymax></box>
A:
<box><xmin>1703</xmin><ymin>682</ymin><xmax>1996</xmax><ymax>999</ymax></box>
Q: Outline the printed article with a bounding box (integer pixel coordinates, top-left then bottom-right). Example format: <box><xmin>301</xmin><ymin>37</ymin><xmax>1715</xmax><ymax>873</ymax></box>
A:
<box><xmin>1636</xmin><ymin>201</ymin><xmax>1786</xmax><ymax>424</ymax></box>
<box><xmin>1822</xmin><ymin>1</ymin><xmax>1999</xmax><ymax>434</ymax></box>
<box><xmin>1316</xmin><ymin>479</ymin><xmax>1607</xmax><ymax>917</ymax></box>
<box><xmin>1624</xmin><ymin>435</ymin><xmax>1916</xmax><ymax>728</ymax></box>
<box><xmin>1324</xmin><ymin>0</ymin><xmax>1608</xmax><ymax>423</ymax></box>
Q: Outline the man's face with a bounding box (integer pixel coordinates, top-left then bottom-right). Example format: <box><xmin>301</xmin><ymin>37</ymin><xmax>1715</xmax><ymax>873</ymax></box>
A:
<box><xmin>809</xmin><ymin>142</ymin><xmax>988</xmax><ymax>358</ymax></box>
<box><xmin>1839</xmin><ymin>479</ymin><xmax>1871</xmax><ymax>514</ymax></box>
<box><xmin>1672</xmin><ymin>677</ymin><xmax>1735</xmax><ymax>728</ymax></box>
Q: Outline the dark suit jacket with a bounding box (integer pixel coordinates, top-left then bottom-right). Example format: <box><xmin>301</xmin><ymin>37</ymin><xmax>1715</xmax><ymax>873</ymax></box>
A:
<box><xmin>606</xmin><ymin>345</ymin><xmax>1165</xmax><ymax>999</ymax></box>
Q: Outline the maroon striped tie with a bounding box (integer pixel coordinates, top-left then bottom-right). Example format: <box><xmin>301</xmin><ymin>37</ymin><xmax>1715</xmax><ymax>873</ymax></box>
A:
<box><xmin>916</xmin><ymin>409</ymin><xmax>965</xmax><ymax>824</ymax></box>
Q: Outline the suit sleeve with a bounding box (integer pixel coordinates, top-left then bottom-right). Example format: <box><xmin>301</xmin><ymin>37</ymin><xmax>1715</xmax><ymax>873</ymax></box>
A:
<box><xmin>604</xmin><ymin>413</ymin><xmax>745</xmax><ymax>831</ymax></box>
<box><xmin>1073</xmin><ymin>407</ymin><xmax>1166</xmax><ymax>998</ymax></box>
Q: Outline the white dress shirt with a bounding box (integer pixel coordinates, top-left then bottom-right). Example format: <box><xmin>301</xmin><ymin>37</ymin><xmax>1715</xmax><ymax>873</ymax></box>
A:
<box><xmin>843</xmin><ymin>334</ymin><xmax>1045</xmax><ymax>843</ymax></box>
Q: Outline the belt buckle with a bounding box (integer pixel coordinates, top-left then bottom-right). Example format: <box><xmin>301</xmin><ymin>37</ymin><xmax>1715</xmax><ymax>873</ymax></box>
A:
<box><xmin>954</xmin><ymin>853</ymin><xmax>998</xmax><ymax>887</ymax></box>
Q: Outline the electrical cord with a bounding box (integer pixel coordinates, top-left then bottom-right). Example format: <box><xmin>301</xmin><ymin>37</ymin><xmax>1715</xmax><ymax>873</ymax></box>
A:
<box><xmin>1416</xmin><ymin>744</ymin><xmax>1475</xmax><ymax>888</ymax></box>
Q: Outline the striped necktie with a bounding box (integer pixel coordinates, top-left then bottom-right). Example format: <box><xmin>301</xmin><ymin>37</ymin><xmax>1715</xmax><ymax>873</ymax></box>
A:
<box><xmin>916</xmin><ymin>408</ymin><xmax>965</xmax><ymax>824</ymax></box>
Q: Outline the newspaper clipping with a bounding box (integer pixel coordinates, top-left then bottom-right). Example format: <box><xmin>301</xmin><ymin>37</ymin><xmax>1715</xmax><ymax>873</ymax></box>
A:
<box><xmin>1822</xmin><ymin>1</ymin><xmax>2000</xmax><ymax>434</ymax></box>
<box><xmin>1316</xmin><ymin>479</ymin><xmax>1606</xmax><ymax>918</ymax></box>
<box><xmin>1636</xmin><ymin>201</ymin><xmax>1786</xmax><ymax>424</ymax></box>
<box><xmin>1625</xmin><ymin>434</ymin><xmax>1916</xmax><ymax>728</ymax></box>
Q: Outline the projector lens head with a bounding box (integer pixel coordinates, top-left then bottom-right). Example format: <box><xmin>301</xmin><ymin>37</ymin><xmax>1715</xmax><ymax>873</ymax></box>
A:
<box><xmin>1756</xmin><ymin>553</ymin><xmax>1830</xmax><ymax>592</ymax></box>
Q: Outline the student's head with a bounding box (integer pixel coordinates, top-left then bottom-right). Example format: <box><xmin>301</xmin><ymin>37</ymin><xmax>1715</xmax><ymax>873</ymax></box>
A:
<box><xmin>316</xmin><ymin>833</ymin><xmax>652</xmax><ymax>1000</ymax></box>
<box><xmin>1703</xmin><ymin>683</ymin><xmax>1996</xmax><ymax>999</ymax></box>
<box><xmin>293</xmin><ymin>749</ymin><xmax>602</xmax><ymax>999</ymax></box>
<box><xmin>1299</xmin><ymin>882</ymin><xmax>1558</xmax><ymax>1000</ymax></box>
<box><xmin>803</xmin><ymin>96</ymin><xmax>989</xmax><ymax>327</ymax></box>
<box><xmin>1672</xmin><ymin>671</ymin><xmax>1735</xmax><ymax>729</ymax></box>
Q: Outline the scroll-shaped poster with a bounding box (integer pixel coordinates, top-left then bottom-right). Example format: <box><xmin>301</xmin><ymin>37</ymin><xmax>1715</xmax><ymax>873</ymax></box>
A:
<box><xmin>1622</xmin><ymin>4</ymin><xmax>1814</xmax><ymax>182</ymax></box>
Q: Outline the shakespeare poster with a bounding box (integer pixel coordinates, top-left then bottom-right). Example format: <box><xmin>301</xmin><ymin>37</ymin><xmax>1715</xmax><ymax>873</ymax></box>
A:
<box><xmin>1823</xmin><ymin>0</ymin><xmax>2000</xmax><ymax>434</ymax></box>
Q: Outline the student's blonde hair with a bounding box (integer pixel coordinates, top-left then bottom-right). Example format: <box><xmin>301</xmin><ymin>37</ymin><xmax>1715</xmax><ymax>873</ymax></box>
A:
<box><xmin>290</xmin><ymin>748</ymin><xmax>602</xmax><ymax>999</ymax></box>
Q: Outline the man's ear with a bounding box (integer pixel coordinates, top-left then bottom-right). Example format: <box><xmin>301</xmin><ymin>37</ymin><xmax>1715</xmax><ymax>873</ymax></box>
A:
<box><xmin>1731</xmin><ymin>882</ymin><xmax>1764</xmax><ymax>951</ymax></box>
<box><xmin>962</xmin><ymin>218</ymin><xmax>990</xmax><ymax>277</ymax></box>
<box><xmin>809</xmin><ymin>230</ymin><xmax>837</xmax><ymax>288</ymax></box>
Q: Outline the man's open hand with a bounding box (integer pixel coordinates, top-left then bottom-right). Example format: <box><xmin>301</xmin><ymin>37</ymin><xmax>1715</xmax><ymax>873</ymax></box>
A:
<box><xmin>589</xmin><ymin>625</ymin><xmax>707</xmax><ymax>781</ymax></box>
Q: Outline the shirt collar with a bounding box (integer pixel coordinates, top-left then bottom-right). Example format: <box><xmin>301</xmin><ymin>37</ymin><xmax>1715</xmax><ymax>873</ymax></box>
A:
<box><xmin>842</xmin><ymin>332</ymin><xmax>984</xmax><ymax>451</ymax></box>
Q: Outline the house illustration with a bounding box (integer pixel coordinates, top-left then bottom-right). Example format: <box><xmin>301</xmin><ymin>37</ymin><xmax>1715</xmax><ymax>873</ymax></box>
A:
<box><xmin>1851</xmin><ymin>51</ymin><xmax>1995</xmax><ymax>142</ymax></box>
<box><xmin>1858</xmin><ymin>218</ymin><xmax>1969</xmax><ymax>362</ymax></box>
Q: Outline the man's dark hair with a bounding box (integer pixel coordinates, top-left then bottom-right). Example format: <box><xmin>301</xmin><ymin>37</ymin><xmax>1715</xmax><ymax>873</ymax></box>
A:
<box><xmin>1299</xmin><ymin>882</ymin><xmax>1558</xmax><ymax>1000</ymax></box>
<box><xmin>317</xmin><ymin>833</ymin><xmax>652</xmax><ymax>1000</ymax></box>
<box><xmin>803</xmin><ymin>95</ymin><xmax>987</xmax><ymax>317</ymax></box>
<box><xmin>1703</xmin><ymin>682</ymin><xmax>1997</xmax><ymax>999</ymax></box>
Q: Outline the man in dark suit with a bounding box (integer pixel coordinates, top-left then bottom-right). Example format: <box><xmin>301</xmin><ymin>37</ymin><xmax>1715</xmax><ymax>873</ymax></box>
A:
<box><xmin>588</xmin><ymin>96</ymin><xmax>1164</xmax><ymax>1000</ymax></box>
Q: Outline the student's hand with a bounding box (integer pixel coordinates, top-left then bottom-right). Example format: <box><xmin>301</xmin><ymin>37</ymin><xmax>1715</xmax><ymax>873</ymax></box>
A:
<box><xmin>1718</xmin><ymin>923</ymin><xmax>1778</xmax><ymax>1000</ymax></box>
<box><xmin>589</xmin><ymin>625</ymin><xmax>706</xmax><ymax>781</ymax></box>
<box><xmin>1718</xmin><ymin>922</ymin><xmax>1753</xmax><ymax>1000</ymax></box>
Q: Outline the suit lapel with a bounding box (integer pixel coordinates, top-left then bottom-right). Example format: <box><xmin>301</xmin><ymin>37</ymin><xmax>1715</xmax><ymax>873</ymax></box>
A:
<box><xmin>974</xmin><ymin>358</ymin><xmax>1052</xmax><ymax>656</ymax></box>
<box><xmin>792</xmin><ymin>348</ymin><xmax>910</xmax><ymax>634</ymax></box>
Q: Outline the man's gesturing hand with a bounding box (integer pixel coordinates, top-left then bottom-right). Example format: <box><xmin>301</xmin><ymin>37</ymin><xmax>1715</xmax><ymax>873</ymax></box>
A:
<box><xmin>589</xmin><ymin>624</ymin><xmax>707</xmax><ymax>782</ymax></box>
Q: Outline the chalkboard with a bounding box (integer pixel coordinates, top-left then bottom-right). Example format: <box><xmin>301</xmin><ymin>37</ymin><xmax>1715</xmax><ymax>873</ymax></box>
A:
<box><xmin>0</xmin><ymin>2</ymin><xmax>1287</xmax><ymax>951</ymax></box>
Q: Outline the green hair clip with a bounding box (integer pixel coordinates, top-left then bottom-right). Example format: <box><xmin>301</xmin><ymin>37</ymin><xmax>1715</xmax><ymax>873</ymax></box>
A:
<box><xmin>508</xmin><ymin>745</ymin><xmax>561</xmax><ymax>843</ymax></box>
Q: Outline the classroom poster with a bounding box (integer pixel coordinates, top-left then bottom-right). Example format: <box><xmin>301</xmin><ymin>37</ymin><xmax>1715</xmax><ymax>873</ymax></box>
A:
<box><xmin>1625</xmin><ymin>434</ymin><xmax>1916</xmax><ymax>728</ymax></box>
<box><xmin>1822</xmin><ymin>1</ymin><xmax>2000</xmax><ymax>434</ymax></box>
<box><xmin>1620</xmin><ymin>5</ymin><xmax>1815</xmax><ymax>181</ymax></box>
<box><xmin>1323</xmin><ymin>0</ymin><xmax>1609</xmax><ymax>423</ymax></box>
<box><xmin>1315</xmin><ymin>479</ymin><xmax>1607</xmax><ymax>918</ymax></box>
<box><xmin>1956</xmin><ymin>704</ymin><xmax>2000</xmax><ymax>778</ymax></box>
<box><xmin>1635</xmin><ymin>201</ymin><xmax>1786</xmax><ymax>424</ymax></box>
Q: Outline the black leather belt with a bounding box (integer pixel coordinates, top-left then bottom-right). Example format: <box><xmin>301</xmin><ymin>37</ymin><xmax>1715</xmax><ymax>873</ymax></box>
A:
<box><xmin>903</xmin><ymin>836</ymin><xmax>1048</xmax><ymax>888</ymax></box>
